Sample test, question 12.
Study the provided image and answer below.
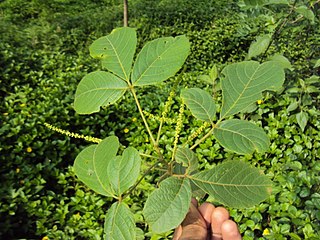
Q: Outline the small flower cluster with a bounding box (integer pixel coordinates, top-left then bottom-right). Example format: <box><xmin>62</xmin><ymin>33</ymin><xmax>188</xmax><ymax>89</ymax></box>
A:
<box><xmin>186</xmin><ymin>122</ymin><xmax>210</xmax><ymax>145</ymax></box>
<box><xmin>172</xmin><ymin>102</ymin><xmax>185</xmax><ymax>156</ymax></box>
<box><xmin>44</xmin><ymin>123</ymin><xmax>102</xmax><ymax>143</ymax></box>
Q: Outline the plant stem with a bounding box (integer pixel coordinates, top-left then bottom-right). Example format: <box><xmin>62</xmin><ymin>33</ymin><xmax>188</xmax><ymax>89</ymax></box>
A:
<box><xmin>122</xmin><ymin>160</ymin><xmax>162</xmax><ymax>199</ymax></box>
<box><xmin>129</xmin><ymin>86</ymin><xmax>167</xmax><ymax>165</ymax></box>
<box><xmin>123</xmin><ymin>0</ymin><xmax>128</xmax><ymax>27</ymax></box>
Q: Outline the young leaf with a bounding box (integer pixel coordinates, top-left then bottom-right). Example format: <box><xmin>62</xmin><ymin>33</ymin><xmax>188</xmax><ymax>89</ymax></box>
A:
<box><xmin>295</xmin><ymin>5</ymin><xmax>315</xmax><ymax>23</ymax></box>
<box><xmin>131</xmin><ymin>36</ymin><xmax>190</xmax><ymax>86</ymax></box>
<box><xmin>181</xmin><ymin>88</ymin><xmax>216</xmax><ymax>123</ymax></box>
<box><xmin>74</xmin><ymin>136</ymin><xmax>119</xmax><ymax>197</ymax></box>
<box><xmin>107</xmin><ymin>147</ymin><xmax>141</xmax><ymax>196</ymax></box>
<box><xmin>191</xmin><ymin>160</ymin><xmax>272</xmax><ymax>208</ymax></box>
<box><xmin>175</xmin><ymin>147</ymin><xmax>198</xmax><ymax>173</ymax></box>
<box><xmin>269</xmin><ymin>54</ymin><xmax>293</xmax><ymax>70</ymax></box>
<box><xmin>89</xmin><ymin>27</ymin><xmax>137</xmax><ymax>80</ymax></box>
<box><xmin>247</xmin><ymin>34</ymin><xmax>271</xmax><ymax>59</ymax></box>
<box><xmin>296</xmin><ymin>111</ymin><xmax>308</xmax><ymax>132</ymax></box>
<box><xmin>143</xmin><ymin>177</ymin><xmax>191</xmax><ymax>233</ymax></box>
<box><xmin>220</xmin><ymin>61</ymin><xmax>285</xmax><ymax>119</ymax></box>
<box><xmin>74</xmin><ymin>71</ymin><xmax>128</xmax><ymax>114</ymax></box>
<box><xmin>104</xmin><ymin>202</ymin><xmax>136</xmax><ymax>240</ymax></box>
<box><xmin>213</xmin><ymin>119</ymin><xmax>269</xmax><ymax>154</ymax></box>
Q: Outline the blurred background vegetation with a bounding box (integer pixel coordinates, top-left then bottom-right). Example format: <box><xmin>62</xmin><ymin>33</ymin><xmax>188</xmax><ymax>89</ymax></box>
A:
<box><xmin>0</xmin><ymin>0</ymin><xmax>319</xmax><ymax>239</ymax></box>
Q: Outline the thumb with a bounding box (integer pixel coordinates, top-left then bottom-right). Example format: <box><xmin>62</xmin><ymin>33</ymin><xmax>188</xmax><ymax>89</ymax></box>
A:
<box><xmin>178</xmin><ymin>203</ymin><xmax>208</xmax><ymax>240</ymax></box>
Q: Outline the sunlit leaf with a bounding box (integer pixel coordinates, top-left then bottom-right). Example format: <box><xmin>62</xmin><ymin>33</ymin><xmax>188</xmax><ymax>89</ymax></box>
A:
<box><xmin>131</xmin><ymin>36</ymin><xmax>190</xmax><ymax>86</ymax></box>
<box><xmin>89</xmin><ymin>27</ymin><xmax>137</xmax><ymax>80</ymax></box>
<box><xmin>213</xmin><ymin>119</ymin><xmax>269</xmax><ymax>154</ymax></box>
<box><xmin>143</xmin><ymin>177</ymin><xmax>191</xmax><ymax>233</ymax></box>
<box><xmin>74</xmin><ymin>136</ymin><xmax>119</xmax><ymax>197</ymax></box>
<box><xmin>220</xmin><ymin>61</ymin><xmax>285</xmax><ymax>119</ymax></box>
<box><xmin>74</xmin><ymin>71</ymin><xmax>128</xmax><ymax>114</ymax></box>
<box><xmin>269</xmin><ymin>54</ymin><xmax>293</xmax><ymax>70</ymax></box>
<box><xmin>181</xmin><ymin>88</ymin><xmax>216</xmax><ymax>123</ymax></box>
<box><xmin>314</xmin><ymin>59</ymin><xmax>320</xmax><ymax>68</ymax></box>
<box><xmin>104</xmin><ymin>202</ymin><xmax>136</xmax><ymax>240</ymax></box>
<box><xmin>296</xmin><ymin>111</ymin><xmax>308</xmax><ymax>132</ymax></box>
<box><xmin>191</xmin><ymin>160</ymin><xmax>272</xmax><ymax>208</ymax></box>
<box><xmin>247</xmin><ymin>34</ymin><xmax>271</xmax><ymax>59</ymax></box>
<box><xmin>107</xmin><ymin>147</ymin><xmax>141</xmax><ymax>196</ymax></box>
<box><xmin>175</xmin><ymin>147</ymin><xmax>198</xmax><ymax>173</ymax></box>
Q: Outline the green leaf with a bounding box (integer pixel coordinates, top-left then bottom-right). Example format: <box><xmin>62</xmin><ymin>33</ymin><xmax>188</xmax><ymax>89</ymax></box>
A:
<box><xmin>287</xmin><ymin>101</ymin><xmax>299</xmax><ymax>112</ymax></box>
<box><xmin>220</xmin><ymin>61</ymin><xmax>285</xmax><ymax>118</ymax></box>
<box><xmin>295</xmin><ymin>5</ymin><xmax>315</xmax><ymax>23</ymax></box>
<box><xmin>244</xmin><ymin>0</ymin><xmax>267</xmax><ymax>6</ymax></box>
<box><xmin>181</xmin><ymin>88</ymin><xmax>216</xmax><ymax>123</ymax></box>
<box><xmin>74</xmin><ymin>136</ymin><xmax>119</xmax><ymax>197</ymax></box>
<box><xmin>107</xmin><ymin>147</ymin><xmax>141</xmax><ymax>196</ymax></box>
<box><xmin>131</xmin><ymin>36</ymin><xmax>190</xmax><ymax>86</ymax></box>
<box><xmin>213</xmin><ymin>119</ymin><xmax>269</xmax><ymax>154</ymax></box>
<box><xmin>296</xmin><ymin>111</ymin><xmax>308</xmax><ymax>132</ymax></box>
<box><xmin>143</xmin><ymin>177</ymin><xmax>191</xmax><ymax>233</ymax></box>
<box><xmin>191</xmin><ymin>160</ymin><xmax>272</xmax><ymax>208</ymax></box>
<box><xmin>74</xmin><ymin>71</ymin><xmax>128</xmax><ymax>114</ymax></box>
<box><xmin>89</xmin><ymin>27</ymin><xmax>137</xmax><ymax>80</ymax></box>
<box><xmin>247</xmin><ymin>34</ymin><xmax>271</xmax><ymax>59</ymax></box>
<box><xmin>269</xmin><ymin>54</ymin><xmax>293</xmax><ymax>70</ymax></box>
<box><xmin>175</xmin><ymin>147</ymin><xmax>198</xmax><ymax>173</ymax></box>
<box><xmin>314</xmin><ymin>59</ymin><xmax>320</xmax><ymax>68</ymax></box>
<box><xmin>104</xmin><ymin>202</ymin><xmax>136</xmax><ymax>240</ymax></box>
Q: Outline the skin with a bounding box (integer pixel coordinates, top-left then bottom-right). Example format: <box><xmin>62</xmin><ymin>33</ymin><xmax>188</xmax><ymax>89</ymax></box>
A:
<box><xmin>173</xmin><ymin>199</ymin><xmax>242</xmax><ymax>240</ymax></box>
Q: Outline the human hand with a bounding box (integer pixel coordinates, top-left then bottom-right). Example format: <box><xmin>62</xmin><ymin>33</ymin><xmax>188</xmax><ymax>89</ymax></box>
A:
<box><xmin>173</xmin><ymin>199</ymin><xmax>242</xmax><ymax>240</ymax></box>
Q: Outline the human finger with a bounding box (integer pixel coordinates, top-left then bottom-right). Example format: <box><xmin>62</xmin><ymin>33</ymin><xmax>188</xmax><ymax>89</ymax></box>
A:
<box><xmin>178</xmin><ymin>202</ymin><xmax>208</xmax><ymax>240</ymax></box>
<box><xmin>221</xmin><ymin>220</ymin><xmax>242</xmax><ymax>240</ymax></box>
<box><xmin>210</xmin><ymin>207</ymin><xmax>230</xmax><ymax>240</ymax></box>
<box><xmin>198</xmin><ymin>202</ymin><xmax>215</xmax><ymax>227</ymax></box>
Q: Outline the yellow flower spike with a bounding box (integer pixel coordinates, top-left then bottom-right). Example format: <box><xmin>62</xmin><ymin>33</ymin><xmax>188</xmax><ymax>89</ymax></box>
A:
<box><xmin>44</xmin><ymin>123</ymin><xmax>102</xmax><ymax>144</ymax></box>
<box><xmin>26</xmin><ymin>147</ymin><xmax>32</xmax><ymax>153</ymax></box>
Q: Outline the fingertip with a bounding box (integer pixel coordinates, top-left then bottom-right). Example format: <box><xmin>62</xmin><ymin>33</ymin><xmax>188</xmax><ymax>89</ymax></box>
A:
<box><xmin>198</xmin><ymin>202</ymin><xmax>215</xmax><ymax>225</ymax></box>
<box><xmin>221</xmin><ymin>220</ymin><xmax>242</xmax><ymax>240</ymax></box>
<box><xmin>213</xmin><ymin>207</ymin><xmax>230</xmax><ymax>220</ymax></box>
<box><xmin>211</xmin><ymin>207</ymin><xmax>230</xmax><ymax>235</ymax></box>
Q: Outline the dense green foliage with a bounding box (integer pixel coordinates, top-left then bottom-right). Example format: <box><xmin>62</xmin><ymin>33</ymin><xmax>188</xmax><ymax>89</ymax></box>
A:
<box><xmin>1</xmin><ymin>0</ymin><xmax>319</xmax><ymax>239</ymax></box>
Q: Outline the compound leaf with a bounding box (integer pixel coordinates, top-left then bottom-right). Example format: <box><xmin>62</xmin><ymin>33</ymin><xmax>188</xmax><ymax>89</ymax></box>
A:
<box><xmin>191</xmin><ymin>160</ymin><xmax>272</xmax><ymax>208</ymax></box>
<box><xmin>74</xmin><ymin>71</ymin><xmax>128</xmax><ymax>114</ymax></box>
<box><xmin>143</xmin><ymin>177</ymin><xmax>191</xmax><ymax>233</ymax></box>
<box><xmin>181</xmin><ymin>88</ymin><xmax>216</xmax><ymax>123</ymax></box>
<box><xmin>175</xmin><ymin>147</ymin><xmax>198</xmax><ymax>173</ymax></box>
<box><xmin>74</xmin><ymin>136</ymin><xmax>119</xmax><ymax>197</ymax></box>
<box><xmin>104</xmin><ymin>202</ymin><xmax>136</xmax><ymax>240</ymax></box>
<box><xmin>213</xmin><ymin>119</ymin><xmax>269</xmax><ymax>154</ymax></box>
<box><xmin>89</xmin><ymin>27</ymin><xmax>137</xmax><ymax>80</ymax></box>
<box><xmin>220</xmin><ymin>61</ymin><xmax>285</xmax><ymax>119</ymax></box>
<box><xmin>107</xmin><ymin>147</ymin><xmax>141</xmax><ymax>196</ymax></box>
<box><xmin>131</xmin><ymin>36</ymin><xmax>190</xmax><ymax>86</ymax></box>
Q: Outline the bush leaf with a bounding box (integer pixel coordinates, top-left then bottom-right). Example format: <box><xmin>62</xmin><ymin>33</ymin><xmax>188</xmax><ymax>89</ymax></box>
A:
<box><xmin>143</xmin><ymin>177</ymin><xmax>191</xmax><ymax>233</ymax></box>
<box><xmin>296</xmin><ymin>111</ymin><xmax>308</xmax><ymax>132</ymax></box>
<box><xmin>247</xmin><ymin>34</ymin><xmax>271</xmax><ymax>59</ymax></box>
<box><xmin>107</xmin><ymin>147</ymin><xmax>141</xmax><ymax>196</ymax></box>
<box><xmin>74</xmin><ymin>136</ymin><xmax>119</xmax><ymax>197</ymax></box>
<box><xmin>191</xmin><ymin>160</ymin><xmax>272</xmax><ymax>208</ymax></box>
<box><xmin>220</xmin><ymin>61</ymin><xmax>285</xmax><ymax>119</ymax></box>
<box><xmin>131</xmin><ymin>36</ymin><xmax>190</xmax><ymax>86</ymax></box>
<box><xmin>74</xmin><ymin>71</ymin><xmax>128</xmax><ymax>114</ymax></box>
<box><xmin>181</xmin><ymin>88</ymin><xmax>216</xmax><ymax>123</ymax></box>
<box><xmin>89</xmin><ymin>27</ymin><xmax>137</xmax><ymax>80</ymax></box>
<box><xmin>213</xmin><ymin>119</ymin><xmax>269</xmax><ymax>154</ymax></box>
<box><xmin>104</xmin><ymin>202</ymin><xmax>136</xmax><ymax>240</ymax></box>
<box><xmin>175</xmin><ymin>147</ymin><xmax>198</xmax><ymax>173</ymax></box>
